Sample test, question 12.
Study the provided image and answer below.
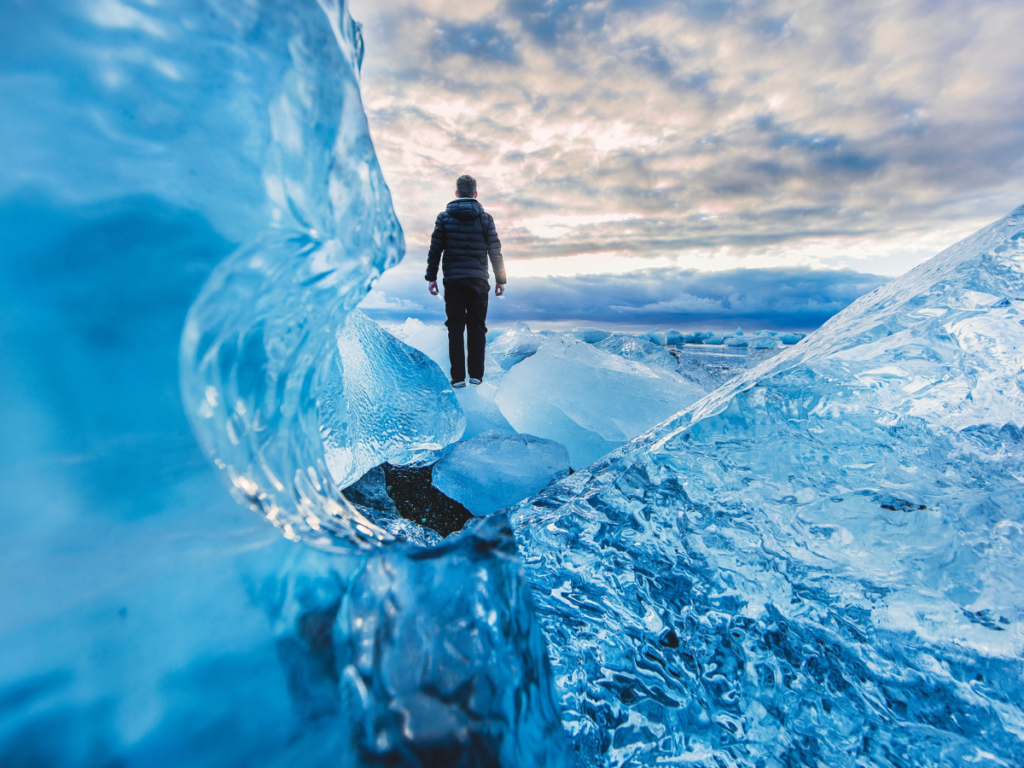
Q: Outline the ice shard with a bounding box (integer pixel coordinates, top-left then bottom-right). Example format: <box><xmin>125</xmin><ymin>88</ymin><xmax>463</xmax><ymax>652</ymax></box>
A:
<box><xmin>322</xmin><ymin>309</ymin><xmax>465</xmax><ymax>489</ymax></box>
<box><xmin>511</xmin><ymin>206</ymin><xmax>1024</xmax><ymax>766</ymax></box>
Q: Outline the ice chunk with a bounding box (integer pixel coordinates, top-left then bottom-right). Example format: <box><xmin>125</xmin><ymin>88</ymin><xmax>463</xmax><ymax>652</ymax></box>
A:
<box><xmin>595</xmin><ymin>332</ymin><xmax>677</xmax><ymax>369</ymax></box>
<box><xmin>512</xmin><ymin>205</ymin><xmax>1024</xmax><ymax>766</ymax></box>
<box><xmin>642</xmin><ymin>328</ymin><xmax>668</xmax><ymax>345</ymax></box>
<box><xmin>243</xmin><ymin>515</ymin><xmax>569</xmax><ymax>764</ymax></box>
<box><xmin>495</xmin><ymin>336</ymin><xmax>705</xmax><ymax>467</ymax></box>
<box><xmin>566</xmin><ymin>327</ymin><xmax>612</xmax><ymax>343</ymax></box>
<box><xmin>432</xmin><ymin>430</ymin><xmax>570</xmax><ymax>516</ymax></box>
<box><xmin>322</xmin><ymin>311</ymin><xmax>464</xmax><ymax>488</ymax></box>
<box><xmin>778</xmin><ymin>331</ymin><xmax>806</xmax><ymax>344</ymax></box>
<box><xmin>749</xmin><ymin>330</ymin><xmax>779</xmax><ymax>349</ymax></box>
<box><xmin>488</xmin><ymin>321</ymin><xmax>545</xmax><ymax>369</ymax></box>
<box><xmin>665</xmin><ymin>329</ymin><xmax>686</xmax><ymax>346</ymax></box>
<box><xmin>0</xmin><ymin>3</ymin><xmax>571</xmax><ymax>765</ymax></box>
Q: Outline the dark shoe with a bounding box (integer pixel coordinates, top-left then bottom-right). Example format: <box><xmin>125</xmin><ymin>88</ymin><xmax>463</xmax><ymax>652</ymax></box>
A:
<box><xmin>452</xmin><ymin>380</ymin><xmax>467</xmax><ymax>389</ymax></box>
<box><xmin>469</xmin><ymin>378</ymin><xmax>482</xmax><ymax>385</ymax></box>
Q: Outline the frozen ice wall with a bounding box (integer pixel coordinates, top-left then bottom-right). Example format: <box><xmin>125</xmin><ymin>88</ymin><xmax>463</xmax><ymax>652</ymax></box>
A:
<box><xmin>512</xmin><ymin>206</ymin><xmax>1024</xmax><ymax>766</ymax></box>
<box><xmin>0</xmin><ymin>1</ymin><xmax>566</xmax><ymax>765</ymax></box>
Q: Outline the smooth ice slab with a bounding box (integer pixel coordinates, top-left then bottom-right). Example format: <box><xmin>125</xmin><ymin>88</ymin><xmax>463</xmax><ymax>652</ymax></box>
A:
<box><xmin>432</xmin><ymin>430</ymin><xmax>570</xmax><ymax>516</ymax></box>
<box><xmin>495</xmin><ymin>336</ymin><xmax>706</xmax><ymax>468</ymax></box>
<box><xmin>511</xmin><ymin>205</ymin><xmax>1024</xmax><ymax>766</ymax></box>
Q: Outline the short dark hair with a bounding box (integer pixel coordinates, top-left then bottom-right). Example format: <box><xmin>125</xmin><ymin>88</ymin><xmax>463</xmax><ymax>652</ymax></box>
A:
<box><xmin>456</xmin><ymin>174</ymin><xmax>476</xmax><ymax>198</ymax></box>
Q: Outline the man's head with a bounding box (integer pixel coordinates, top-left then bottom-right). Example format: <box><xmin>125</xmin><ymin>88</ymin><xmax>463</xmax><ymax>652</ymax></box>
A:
<box><xmin>456</xmin><ymin>174</ymin><xmax>477</xmax><ymax>199</ymax></box>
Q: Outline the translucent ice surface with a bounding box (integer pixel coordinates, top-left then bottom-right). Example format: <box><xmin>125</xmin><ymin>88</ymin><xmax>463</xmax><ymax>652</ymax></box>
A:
<box><xmin>0</xmin><ymin>1</ymin><xmax>567</xmax><ymax>765</ymax></box>
<box><xmin>489</xmin><ymin>321</ymin><xmax>548</xmax><ymax>369</ymax></box>
<box><xmin>433</xmin><ymin>430</ymin><xmax>571</xmax><ymax>516</ymax></box>
<box><xmin>496</xmin><ymin>336</ymin><xmax>706</xmax><ymax>468</ymax></box>
<box><xmin>511</xmin><ymin>206</ymin><xmax>1024</xmax><ymax>767</ymax></box>
<box><xmin>321</xmin><ymin>310</ymin><xmax>464</xmax><ymax>489</ymax></box>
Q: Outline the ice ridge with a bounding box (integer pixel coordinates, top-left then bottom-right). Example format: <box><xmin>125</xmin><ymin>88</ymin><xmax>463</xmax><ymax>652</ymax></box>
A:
<box><xmin>511</xmin><ymin>205</ymin><xmax>1024</xmax><ymax>766</ymax></box>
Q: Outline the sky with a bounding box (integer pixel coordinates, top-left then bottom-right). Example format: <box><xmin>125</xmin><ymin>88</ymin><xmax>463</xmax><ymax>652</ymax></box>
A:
<box><xmin>349</xmin><ymin>0</ymin><xmax>1024</xmax><ymax>331</ymax></box>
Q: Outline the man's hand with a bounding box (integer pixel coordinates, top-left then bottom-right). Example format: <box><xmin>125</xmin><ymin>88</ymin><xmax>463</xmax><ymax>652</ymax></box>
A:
<box><xmin>495</xmin><ymin>284</ymin><xmax>505</xmax><ymax>297</ymax></box>
<box><xmin>428</xmin><ymin>280</ymin><xmax>439</xmax><ymax>296</ymax></box>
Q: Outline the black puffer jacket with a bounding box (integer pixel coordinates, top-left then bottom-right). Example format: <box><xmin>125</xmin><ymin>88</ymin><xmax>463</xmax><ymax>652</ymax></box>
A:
<box><xmin>425</xmin><ymin>198</ymin><xmax>506</xmax><ymax>284</ymax></box>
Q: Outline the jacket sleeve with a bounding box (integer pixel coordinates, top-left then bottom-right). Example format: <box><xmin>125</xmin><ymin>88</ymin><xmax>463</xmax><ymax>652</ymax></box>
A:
<box><xmin>425</xmin><ymin>213</ymin><xmax>445</xmax><ymax>281</ymax></box>
<box><xmin>485</xmin><ymin>214</ymin><xmax>506</xmax><ymax>285</ymax></box>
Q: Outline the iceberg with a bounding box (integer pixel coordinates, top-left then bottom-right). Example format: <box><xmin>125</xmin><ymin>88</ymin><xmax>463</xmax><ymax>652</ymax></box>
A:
<box><xmin>495</xmin><ymin>336</ymin><xmax>706</xmax><ymax>467</ymax></box>
<box><xmin>595</xmin><ymin>332</ymin><xmax>677</xmax><ymax>369</ymax></box>
<box><xmin>665</xmin><ymin>329</ymin><xmax>686</xmax><ymax>346</ymax></box>
<box><xmin>433</xmin><ymin>430</ymin><xmax>571</xmax><ymax>516</ymax></box>
<box><xmin>642</xmin><ymin>328</ymin><xmax>669</xmax><ymax>345</ymax></box>
<box><xmin>749</xmin><ymin>330</ymin><xmax>780</xmax><ymax>349</ymax></box>
<box><xmin>510</xmin><ymin>206</ymin><xmax>1024</xmax><ymax>766</ymax></box>
<box><xmin>566</xmin><ymin>327</ymin><xmax>613</xmax><ymax>344</ymax></box>
<box><xmin>322</xmin><ymin>310</ymin><xmax>465</xmax><ymax>488</ymax></box>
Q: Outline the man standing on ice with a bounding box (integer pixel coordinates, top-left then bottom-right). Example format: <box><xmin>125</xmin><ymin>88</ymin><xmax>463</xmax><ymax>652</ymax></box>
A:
<box><xmin>425</xmin><ymin>174</ymin><xmax>507</xmax><ymax>388</ymax></box>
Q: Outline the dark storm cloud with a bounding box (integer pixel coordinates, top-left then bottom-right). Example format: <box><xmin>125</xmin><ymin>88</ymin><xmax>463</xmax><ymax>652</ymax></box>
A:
<box><xmin>361</xmin><ymin>264</ymin><xmax>890</xmax><ymax>331</ymax></box>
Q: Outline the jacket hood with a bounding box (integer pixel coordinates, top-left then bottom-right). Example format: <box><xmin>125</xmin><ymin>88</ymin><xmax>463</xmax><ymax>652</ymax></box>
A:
<box><xmin>446</xmin><ymin>197</ymin><xmax>484</xmax><ymax>221</ymax></box>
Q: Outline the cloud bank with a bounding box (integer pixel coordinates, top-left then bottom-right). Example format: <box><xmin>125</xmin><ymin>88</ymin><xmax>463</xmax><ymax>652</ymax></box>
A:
<box><xmin>361</xmin><ymin>261</ymin><xmax>889</xmax><ymax>331</ymax></box>
<box><xmin>350</xmin><ymin>0</ymin><xmax>1024</xmax><ymax>327</ymax></box>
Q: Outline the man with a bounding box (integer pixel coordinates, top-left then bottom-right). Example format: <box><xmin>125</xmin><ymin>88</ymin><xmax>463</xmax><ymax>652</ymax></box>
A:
<box><xmin>425</xmin><ymin>174</ymin><xmax>506</xmax><ymax>388</ymax></box>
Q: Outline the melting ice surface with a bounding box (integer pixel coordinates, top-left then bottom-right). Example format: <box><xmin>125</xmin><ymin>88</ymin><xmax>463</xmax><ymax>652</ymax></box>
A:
<box><xmin>511</xmin><ymin>207</ymin><xmax>1024</xmax><ymax>766</ymax></box>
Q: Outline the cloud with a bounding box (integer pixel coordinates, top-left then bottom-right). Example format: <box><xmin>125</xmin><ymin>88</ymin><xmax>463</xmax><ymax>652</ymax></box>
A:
<box><xmin>348</xmin><ymin>0</ymin><xmax>1024</xmax><ymax>337</ymax></box>
<box><xmin>351</xmin><ymin>0</ymin><xmax>1024</xmax><ymax>275</ymax></box>
<box><xmin>357</xmin><ymin>290</ymin><xmax>423</xmax><ymax>312</ymax></box>
<box><xmin>434</xmin><ymin>21</ymin><xmax>519</xmax><ymax>63</ymax></box>
<box><xmin>362</xmin><ymin>259</ymin><xmax>890</xmax><ymax>331</ymax></box>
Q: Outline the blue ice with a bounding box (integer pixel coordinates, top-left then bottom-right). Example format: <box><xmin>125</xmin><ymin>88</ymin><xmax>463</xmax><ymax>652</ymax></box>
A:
<box><xmin>511</xmin><ymin>206</ymin><xmax>1024</xmax><ymax>766</ymax></box>
<box><xmin>0</xmin><ymin>0</ymin><xmax>566</xmax><ymax>764</ymax></box>
<box><xmin>3</xmin><ymin>0</ymin><xmax>1024</xmax><ymax>766</ymax></box>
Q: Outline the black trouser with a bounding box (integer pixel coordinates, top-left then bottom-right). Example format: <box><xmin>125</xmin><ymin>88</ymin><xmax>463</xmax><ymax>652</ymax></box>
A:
<box><xmin>443</xmin><ymin>278</ymin><xmax>489</xmax><ymax>382</ymax></box>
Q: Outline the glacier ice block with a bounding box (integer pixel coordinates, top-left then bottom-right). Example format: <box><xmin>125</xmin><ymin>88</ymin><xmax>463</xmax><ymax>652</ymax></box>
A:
<box><xmin>495</xmin><ymin>336</ymin><xmax>706</xmax><ymax>468</ymax></box>
<box><xmin>322</xmin><ymin>310</ymin><xmax>464</xmax><ymax>489</ymax></box>
<box><xmin>489</xmin><ymin>321</ymin><xmax>548</xmax><ymax>369</ymax></box>
<box><xmin>595</xmin><ymin>332</ymin><xmax>677</xmax><ymax>368</ymax></box>
<box><xmin>433</xmin><ymin>430</ymin><xmax>571</xmax><ymax>516</ymax></box>
<box><xmin>511</xmin><ymin>205</ymin><xmax>1024</xmax><ymax>766</ymax></box>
